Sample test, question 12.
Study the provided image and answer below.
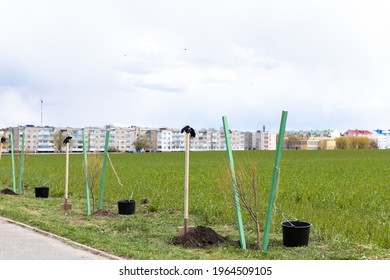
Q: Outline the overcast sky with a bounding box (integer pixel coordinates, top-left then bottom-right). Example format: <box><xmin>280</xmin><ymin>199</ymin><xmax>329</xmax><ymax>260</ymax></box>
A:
<box><xmin>1</xmin><ymin>0</ymin><xmax>390</xmax><ymax>132</ymax></box>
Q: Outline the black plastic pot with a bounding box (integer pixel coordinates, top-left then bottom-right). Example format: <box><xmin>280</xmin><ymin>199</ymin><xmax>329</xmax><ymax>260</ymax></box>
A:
<box><xmin>281</xmin><ymin>220</ymin><xmax>311</xmax><ymax>247</ymax></box>
<box><xmin>35</xmin><ymin>186</ymin><xmax>49</xmax><ymax>198</ymax></box>
<box><xmin>117</xmin><ymin>200</ymin><xmax>136</xmax><ymax>215</ymax></box>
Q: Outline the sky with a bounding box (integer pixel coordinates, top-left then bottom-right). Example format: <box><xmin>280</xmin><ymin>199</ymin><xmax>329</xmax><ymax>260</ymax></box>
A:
<box><xmin>1</xmin><ymin>0</ymin><xmax>390</xmax><ymax>133</ymax></box>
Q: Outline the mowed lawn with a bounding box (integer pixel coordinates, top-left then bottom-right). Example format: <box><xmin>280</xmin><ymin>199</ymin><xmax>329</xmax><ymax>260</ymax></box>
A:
<box><xmin>0</xmin><ymin>150</ymin><xmax>389</xmax><ymax>259</ymax></box>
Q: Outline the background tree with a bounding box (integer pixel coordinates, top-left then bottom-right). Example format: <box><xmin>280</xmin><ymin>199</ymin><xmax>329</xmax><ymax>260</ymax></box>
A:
<box><xmin>350</xmin><ymin>137</ymin><xmax>370</xmax><ymax>149</ymax></box>
<box><xmin>53</xmin><ymin>130</ymin><xmax>64</xmax><ymax>152</ymax></box>
<box><xmin>336</xmin><ymin>136</ymin><xmax>371</xmax><ymax>150</ymax></box>
<box><xmin>359</xmin><ymin>137</ymin><xmax>370</xmax><ymax>149</ymax></box>
<box><xmin>285</xmin><ymin>135</ymin><xmax>303</xmax><ymax>150</ymax></box>
<box><xmin>336</xmin><ymin>137</ymin><xmax>349</xmax><ymax>150</ymax></box>
<box><xmin>370</xmin><ymin>139</ymin><xmax>379</xmax><ymax>149</ymax></box>
<box><xmin>133</xmin><ymin>134</ymin><xmax>149</xmax><ymax>152</ymax></box>
<box><xmin>318</xmin><ymin>140</ymin><xmax>327</xmax><ymax>150</ymax></box>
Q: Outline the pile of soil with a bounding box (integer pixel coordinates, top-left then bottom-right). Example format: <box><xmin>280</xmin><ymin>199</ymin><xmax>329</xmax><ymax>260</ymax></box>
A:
<box><xmin>1</xmin><ymin>188</ymin><xmax>18</xmax><ymax>195</ymax></box>
<box><xmin>94</xmin><ymin>209</ymin><xmax>117</xmax><ymax>217</ymax></box>
<box><xmin>172</xmin><ymin>226</ymin><xmax>226</xmax><ymax>249</ymax></box>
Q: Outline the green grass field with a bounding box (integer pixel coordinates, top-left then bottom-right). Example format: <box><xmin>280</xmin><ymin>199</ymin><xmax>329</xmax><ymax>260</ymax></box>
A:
<box><xmin>0</xmin><ymin>150</ymin><xmax>389</xmax><ymax>259</ymax></box>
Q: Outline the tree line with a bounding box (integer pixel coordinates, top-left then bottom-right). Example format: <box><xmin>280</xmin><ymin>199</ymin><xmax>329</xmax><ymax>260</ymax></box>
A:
<box><xmin>335</xmin><ymin>136</ymin><xmax>378</xmax><ymax>150</ymax></box>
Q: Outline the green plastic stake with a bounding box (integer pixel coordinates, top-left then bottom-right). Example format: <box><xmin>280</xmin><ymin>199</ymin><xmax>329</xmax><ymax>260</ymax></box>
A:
<box><xmin>10</xmin><ymin>131</ymin><xmax>16</xmax><ymax>193</ymax></box>
<box><xmin>98</xmin><ymin>129</ymin><xmax>110</xmax><ymax>209</ymax></box>
<box><xmin>82</xmin><ymin>130</ymin><xmax>91</xmax><ymax>216</ymax></box>
<box><xmin>222</xmin><ymin>116</ymin><xmax>247</xmax><ymax>250</ymax></box>
<box><xmin>261</xmin><ymin>110</ymin><xmax>288</xmax><ymax>251</ymax></box>
<box><xmin>18</xmin><ymin>132</ymin><xmax>25</xmax><ymax>194</ymax></box>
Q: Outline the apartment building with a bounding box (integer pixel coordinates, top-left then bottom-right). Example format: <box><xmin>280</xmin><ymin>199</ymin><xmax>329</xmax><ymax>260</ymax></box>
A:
<box><xmin>374</xmin><ymin>129</ymin><xmax>390</xmax><ymax>149</ymax></box>
<box><xmin>69</xmin><ymin>127</ymin><xmax>108</xmax><ymax>152</ymax></box>
<box><xmin>157</xmin><ymin>128</ymin><xmax>177</xmax><ymax>152</ymax></box>
<box><xmin>60</xmin><ymin>126</ymin><xmax>141</xmax><ymax>153</ymax></box>
<box><xmin>5</xmin><ymin>125</ymin><xmax>139</xmax><ymax>153</ymax></box>
<box><xmin>18</xmin><ymin>125</ymin><xmax>55</xmax><ymax>153</ymax></box>
<box><xmin>251</xmin><ymin>130</ymin><xmax>277</xmax><ymax>150</ymax></box>
<box><xmin>112</xmin><ymin>126</ymin><xmax>140</xmax><ymax>152</ymax></box>
<box><xmin>5</xmin><ymin>125</ymin><xmax>266</xmax><ymax>153</ymax></box>
<box><xmin>194</xmin><ymin>129</ymin><xmax>244</xmax><ymax>151</ymax></box>
<box><xmin>156</xmin><ymin>127</ymin><xmax>245</xmax><ymax>152</ymax></box>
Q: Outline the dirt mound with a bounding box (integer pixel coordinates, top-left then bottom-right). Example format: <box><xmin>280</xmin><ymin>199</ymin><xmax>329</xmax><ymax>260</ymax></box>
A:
<box><xmin>1</xmin><ymin>188</ymin><xmax>19</xmax><ymax>195</ymax></box>
<box><xmin>172</xmin><ymin>226</ymin><xmax>226</xmax><ymax>248</ymax></box>
<box><xmin>94</xmin><ymin>209</ymin><xmax>117</xmax><ymax>217</ymax></box>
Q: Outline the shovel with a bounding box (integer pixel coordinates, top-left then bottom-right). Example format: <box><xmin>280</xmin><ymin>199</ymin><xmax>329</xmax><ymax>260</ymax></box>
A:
<box><xmin>178</xmin><ymin>126</ymin><xmax>196</xmax><ymax>236</ymax></box>
<box><xmin>60</xmin><ymin>136</ymin><xmax>72</xmax><ymax>211</ymax></box>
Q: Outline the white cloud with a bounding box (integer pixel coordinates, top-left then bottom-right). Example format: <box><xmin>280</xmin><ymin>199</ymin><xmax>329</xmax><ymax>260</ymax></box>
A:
<box><xmin>1</xmin><ymin>0</ymin><xmax>390</xmax><ymax>132</ymax></box>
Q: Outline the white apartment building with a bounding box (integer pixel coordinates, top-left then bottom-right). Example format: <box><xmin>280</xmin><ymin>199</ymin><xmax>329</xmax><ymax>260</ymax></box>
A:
<box><xmin>67</xmin><ymin>127</ymin><xmax>108</xmax><ymax>152</ymax></box>
<box><xmin>374</xmin><ymin>129</ymin><xmax>390</xmax><ymax>149</ymax></box>
<box><xmin>252</xmin><ymin>131</ymin><xmax>277</xmax><ymax>150</ymax></box>
<box><xmin>156</xmin><ymin>127</ymin><xmax>245</xmax><ymax>152</ymax></box>
<box><xmin>157</xmin><ymin>129</ymin><xmax>175</xmax><ymax>152</ymax></box>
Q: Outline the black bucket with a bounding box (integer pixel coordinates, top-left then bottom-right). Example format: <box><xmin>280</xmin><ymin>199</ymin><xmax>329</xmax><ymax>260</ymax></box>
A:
<box><xmin>35</xmin><ymin>186</ymin><xmax>49</xmax><ymax>198</ymax></box>
<box><xmin>117</xmin><ymin>200</ymin><xmax>136</xmax><ymax>215</ymax></box>
<box><xmin>281</xmin><ymin>220</ymin><xmax>311</xmax><ymax>247</ymax></box>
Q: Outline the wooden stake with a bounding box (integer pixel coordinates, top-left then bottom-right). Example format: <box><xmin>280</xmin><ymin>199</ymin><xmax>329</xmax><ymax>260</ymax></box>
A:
<box><xmin>82</xmin><ymin>130</ymin><xmax>91</xmax><ymax>216</ymax></box>
<box><xmin>178</xmin><ymin>126</ymin><xmax>195</xmax><ymax>236</ymax></box>
<box><xmin>65</xmin><ymin>142</ymin><xmax>69</xmax><ymax>202</ymax></box>
<box><xmin>10</xmin><ymin>132</ymin><xmax>16</xmax><ymax>192</ymax></box>
<box><xmin>60</xmin><ymin>142</ymin><xmax>72</xmax><ymax>211</ymax></box>
<box><xmin>184</xmin><ymin>132</ymin><xmax>190</xmax><ymax>234</ymax></box>
<box><xmin>18</xmin><ymin>132</ymin><xmax>25</xmax><ymax>194</ymax></box>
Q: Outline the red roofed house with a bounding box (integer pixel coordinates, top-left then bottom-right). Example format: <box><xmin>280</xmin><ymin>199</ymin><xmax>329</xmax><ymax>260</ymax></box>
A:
<box><xmin>343</xmin><ymin>129</ymin><xmax>376</xmax><ymax>140</ymax></box>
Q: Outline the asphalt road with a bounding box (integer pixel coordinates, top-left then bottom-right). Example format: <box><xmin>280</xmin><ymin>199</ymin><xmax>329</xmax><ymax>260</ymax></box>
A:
<box><xmin>0</xmin><ymin>217</ymin><xmax>122</xmax><ymax>260</ymax></box>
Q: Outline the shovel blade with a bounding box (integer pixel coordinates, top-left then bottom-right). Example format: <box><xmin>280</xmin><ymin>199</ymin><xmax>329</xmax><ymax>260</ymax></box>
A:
<box><xmin>59</xmin><ymin>204</ymin><xmax>72</xmax><ymax>211</ymax></box>
<box><xmin>178</xmin><ymin>226</ymin><xmax>195</xmax><ymax>236</ymax></box>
